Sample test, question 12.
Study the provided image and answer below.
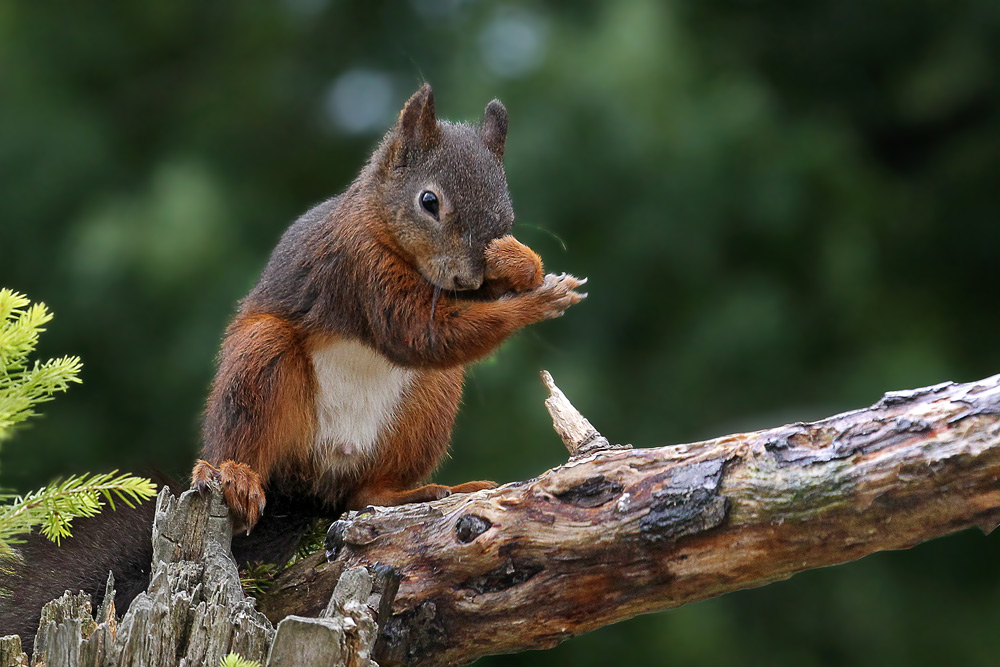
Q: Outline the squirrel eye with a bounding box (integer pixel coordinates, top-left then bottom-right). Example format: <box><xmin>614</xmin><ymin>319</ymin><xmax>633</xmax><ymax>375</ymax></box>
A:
<box><xmin>420</xmin><ymin>190</ymin><xmax>440</xmax><ymax>219</ymax></box>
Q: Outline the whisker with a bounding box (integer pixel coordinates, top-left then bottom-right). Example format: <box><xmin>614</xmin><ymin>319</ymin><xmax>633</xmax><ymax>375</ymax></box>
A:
<box><xmin>521</xmin><ymin>224</ymin><xmax>568</xmax><ymax>252</ymax></box>
<box><xmin>429</xmin><ymin>285</ymin><xmax>442</xmax><ymax>345</ymax></box>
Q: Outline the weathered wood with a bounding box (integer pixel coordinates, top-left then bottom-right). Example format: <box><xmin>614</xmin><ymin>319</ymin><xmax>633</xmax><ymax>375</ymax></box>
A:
<box><xmin>540</xmin><ymin>370</ymin><xmax>609</xmax><ymax>455</ymax></box>
<box><xmin>22</xmin><ymin>373</ymin><xmax>1000</xmax><ymax>666</ymax></box>
<box><xmin>115</xmin><ymin>487</ymin><xmax>274</xmax><ymax>666</ymax></box>
<box><xmin>31</xmin><ymin>590</ymin><xmax>96</xmax><ymax>665</ymax></box>
<box><xmin>267</xmin><ymin>615</ymin><xmax>372</xmax><ymax>667</ymax></box>
<box><xmin>0</xmin><ymin>635</ymin><xmax>27</xmax><ymax>666</ymax></box>
<box><xmin>265</xmin><ymin>565</ymin><xmax>385</xmax><ymax>667</ymax></box>
<box><xmin>27</xmin><ymin>487</ymin><xmax>275</xmax><ymax>666</ymax></box>
<box><xmin>261</xmin><ymin>372</ymin><xmax>1000</xmax><ymax>667</ymax></box>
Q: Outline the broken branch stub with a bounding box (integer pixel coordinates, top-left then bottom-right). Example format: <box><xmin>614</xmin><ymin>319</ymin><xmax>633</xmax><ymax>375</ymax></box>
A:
<box><xmin>539</xmin><ymin>370</ymin><xmax>629</xmax><ymax>457</ymax></box>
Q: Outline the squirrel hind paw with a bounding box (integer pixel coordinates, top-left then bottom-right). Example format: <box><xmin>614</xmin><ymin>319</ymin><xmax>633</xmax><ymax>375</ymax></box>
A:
<box><xmin>449</xmin><ymin>480</ymin><xmax>497</xmax><ymax>493</ymax></box>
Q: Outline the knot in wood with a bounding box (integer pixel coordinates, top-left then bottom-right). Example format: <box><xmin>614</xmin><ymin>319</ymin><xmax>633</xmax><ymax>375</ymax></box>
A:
<box><xmin>325</xmin><ymin>519</ymin><xmax>350</xmax><ymax>560</ymax></box>
<box><xmin>553</xmin><ymin>475</ymin><xmax>624</xmax><ymax>508</ymax></box>
<box><xmin>455</xmin><ymin>514</ymin><xmax>493</xmax><ymax>543</ymax></box>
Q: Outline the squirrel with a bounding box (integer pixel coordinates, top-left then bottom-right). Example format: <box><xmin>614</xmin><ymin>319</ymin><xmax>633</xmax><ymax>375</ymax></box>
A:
<box><xmin>0</xmin><ymin>83</ymin><xmax>585</xmax><ymax>646</ymax></box>
<box><xmin>192</xmin><ymin>82</ymin><xmax>585</xmax><ymax>566</ymax></box>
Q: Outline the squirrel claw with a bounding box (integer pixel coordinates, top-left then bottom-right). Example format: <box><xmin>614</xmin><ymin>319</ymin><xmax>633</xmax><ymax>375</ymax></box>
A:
<box><xmin>191</xmin><ymin>459</ymin><xmax>218</xmax><ymax>497</ymax></box>
<box><xmin>532</xmin><ymin>272</ymin><xmax>588</xmax><ymax>320</ymax></box>
<box><xmin>428</xmin><ymin>486</ymin><xmax>453</xmax><ymax>500</ymax></box>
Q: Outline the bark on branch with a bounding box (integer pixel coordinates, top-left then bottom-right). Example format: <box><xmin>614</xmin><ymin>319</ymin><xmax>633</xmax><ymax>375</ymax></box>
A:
<box><xmin>263</xmin><ymin>372</ymin><xmax>1000</xmax><ymax>667</ymax></box>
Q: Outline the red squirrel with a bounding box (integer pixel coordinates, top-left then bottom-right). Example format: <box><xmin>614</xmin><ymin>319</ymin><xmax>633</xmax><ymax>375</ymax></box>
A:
<box><xmin>0</xmin><ymin>84</ymin><xmax>584</xmax><ymax>647</ymax></box>
<box><xmin>192</xmin><ymin>83</ymin><xmax>585</xmax><ymax>541</ymax></box>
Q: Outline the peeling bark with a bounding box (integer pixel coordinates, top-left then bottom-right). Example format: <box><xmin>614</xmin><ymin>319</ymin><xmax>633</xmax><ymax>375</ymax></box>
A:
<box><xmin>262</xmin><ymin>372</ymin><xmax>1000</xmax><ymax>667</ymax></box>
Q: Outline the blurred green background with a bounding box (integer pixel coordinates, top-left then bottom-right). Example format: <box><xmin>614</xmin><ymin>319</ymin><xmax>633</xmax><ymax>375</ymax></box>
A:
<box><xmin>3</xmin><ymin>0</ymin><xmax>1000</xmax><ymax>664</ymax></box>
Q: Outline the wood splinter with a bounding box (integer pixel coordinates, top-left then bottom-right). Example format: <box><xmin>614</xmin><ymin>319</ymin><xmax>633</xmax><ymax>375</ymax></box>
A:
<box><xmin>540</xmin><ymin>370</ymin><xmax>630</xmax><ymax>457</ymax></box>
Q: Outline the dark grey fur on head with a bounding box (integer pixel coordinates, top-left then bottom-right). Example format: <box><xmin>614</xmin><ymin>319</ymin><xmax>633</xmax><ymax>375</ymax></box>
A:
<box><xmin>373</xmin><ymin>83</ymin><xmax>514</xmax><ymax>291</ymax></box>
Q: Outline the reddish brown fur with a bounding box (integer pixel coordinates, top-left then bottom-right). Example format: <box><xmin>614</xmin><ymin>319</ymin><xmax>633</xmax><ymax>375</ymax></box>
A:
<box><xmin>192</xmin><ymin>460</ymin><xmax>266</xmax><ymax>531</ymax></box>
<box><xmin>483</xmin><ymin>236</ymin><xmax>545</xmax><ymax>296</ymax></box>
<box><xmin>208</xmin><ymin>313</ymin><xmax>317</xmax><ymax>472</ymax></box>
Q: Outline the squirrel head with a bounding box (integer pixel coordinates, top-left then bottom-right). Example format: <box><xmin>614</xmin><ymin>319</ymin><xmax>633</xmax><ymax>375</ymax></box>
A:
<box><xmin>372</xmin><ymin>83</ymin><xmax>514</xmax><ymax>291</ymax></box>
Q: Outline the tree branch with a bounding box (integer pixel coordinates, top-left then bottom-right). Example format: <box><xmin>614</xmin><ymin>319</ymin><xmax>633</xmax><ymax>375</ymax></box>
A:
<box><xmin>264</xmin><ymin>372</ymin><xmax>1000</xmax><ymax>667</ymax></box>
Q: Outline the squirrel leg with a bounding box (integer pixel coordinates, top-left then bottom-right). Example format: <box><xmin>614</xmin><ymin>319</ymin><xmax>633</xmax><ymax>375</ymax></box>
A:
<box><xmin>448</xmin><ymin>480</ymin><xmax>498</xmax><ymax>493</ymax></box>
<box><xmin>197</xmin><ymin>313</ymin><xmax>316</xmax><ymax>532</ymax></box>
<box><xmin>344</xmin><ymin>366</ymin><xmax>495</xmax><ymax>510</ymax></box>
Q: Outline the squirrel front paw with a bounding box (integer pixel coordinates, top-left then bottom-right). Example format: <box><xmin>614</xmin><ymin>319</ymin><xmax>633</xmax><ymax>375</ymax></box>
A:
<box><xmin>192</xmin><ymin>459</ymin><xmax>266</xmax><ymax>533</ymax></box>
<box><xmin>526</xmin><ymin>272</ymin><xmax>588</xmax><ymax>320</ymax></box>
<box><xmin>482</xmin><ymin>235</ymin><xmax>544</xmax><ymax>297</ymax></box>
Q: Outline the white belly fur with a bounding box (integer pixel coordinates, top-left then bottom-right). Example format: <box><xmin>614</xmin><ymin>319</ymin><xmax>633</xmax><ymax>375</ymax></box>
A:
<box><xmin>311</xmin><ymin>339</ymin><xmax>416</xmax><ymax>475</ymax></box>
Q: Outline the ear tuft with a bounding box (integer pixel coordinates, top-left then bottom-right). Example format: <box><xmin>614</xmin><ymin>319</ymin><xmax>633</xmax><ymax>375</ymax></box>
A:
<box><xmin>397</xmin><ymin>83</ymin><xmax>441</xmax><ymax>152</ymax></box>
<box><xmin>481</xmin><ymin>99</ymin><xmax>508</xmax><ymax>160</ymax></box>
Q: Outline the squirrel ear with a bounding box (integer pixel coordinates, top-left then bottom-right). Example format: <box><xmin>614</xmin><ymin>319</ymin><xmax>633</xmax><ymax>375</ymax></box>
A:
<box><xmin>481</xmin><ymin>99</ymin><xmax>508</xmax><ymax>160</ymax></box>
<box><xmin>397</xmin><ymin>83</ymin><xmax>441</xmax><ymax>152</ymax></box>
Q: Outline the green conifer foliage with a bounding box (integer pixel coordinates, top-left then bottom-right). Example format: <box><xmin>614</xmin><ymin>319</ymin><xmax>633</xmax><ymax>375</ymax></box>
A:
<box><xmin>0</xmin><ymin>289</ymin><xmax>155</xmax><ymax>556</ymax></box>
<box><xmin>220</xmin><ymin>653</ymin><xmax>262</xmax><ymax>667</ymax></box>
<box><xmin>0</xmin><ymin>289</ymin><xmax>81</xmax><ymax>439</ymax></box>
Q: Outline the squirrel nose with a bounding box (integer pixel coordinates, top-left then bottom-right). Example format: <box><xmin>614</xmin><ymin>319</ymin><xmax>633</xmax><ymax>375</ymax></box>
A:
<box><xmin>451</xmin><ymin>274</ymin><xmax>482</xmax><ymax>291</ymax></box>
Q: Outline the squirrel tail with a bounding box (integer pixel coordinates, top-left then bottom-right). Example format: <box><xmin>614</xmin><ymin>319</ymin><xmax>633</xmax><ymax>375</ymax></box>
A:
<box><xmin>0</xmin><ymin>475</ymin><xmax>172</xmax><ymax>652</ymax></box>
